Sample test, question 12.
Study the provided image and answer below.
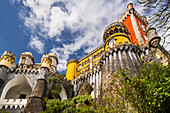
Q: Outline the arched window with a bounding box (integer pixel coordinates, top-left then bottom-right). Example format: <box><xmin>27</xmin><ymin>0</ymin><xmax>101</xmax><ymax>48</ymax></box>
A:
<box><xmin>114</xmin><ymin>28</ymin><xmax>118</xmax><ymax>33</ymax></box>
<box><xmin>21</xmin><ymin>57</ymin><xmax>26</xmax><ymax>64</ymax></box>
<box><xmin>109</xmin><ymin>30</ymin><xmax>114</xmax><ymax>36</ymax></box>
<box><xmin>109</xmin><ymin>38</ymin><xmax>116</xmax><ymax>48</ymax></box>
<box><xmin>119</xmin><ymin>28</ymin><xmax>123</xmax><ymax>33</ymax></box>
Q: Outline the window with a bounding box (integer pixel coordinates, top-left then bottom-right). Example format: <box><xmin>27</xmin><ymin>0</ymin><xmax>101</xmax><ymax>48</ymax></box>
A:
<box><xmin>21</xmin><ymin>57</ymin><xmax>26</xmax><ymax>63</ymax></box>
<box><xmin>79</xmin><ymin>64</ymin><xmax>82</xmax><ymax>68</ymax></box>
<box><xmin>139</xmin><ymin>22</ymin><xmax>145</xmax><ymax>31</ymax></box>
<box><xmin>108</xmin><ymin>38</ymin><xmax>116</xmax><ymax>48</ymax></box>
<box><xmin>19</xmin><ymin>94</ymin><xmax>26</xmax><ymax>99</ymax></box>
<box><xmin>144</xmin><ymin>35</ymin><xmax>148</xmax><ymax>40</ymax></box>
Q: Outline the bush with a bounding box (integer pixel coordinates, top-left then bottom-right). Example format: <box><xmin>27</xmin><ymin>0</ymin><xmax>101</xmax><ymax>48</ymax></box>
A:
<box><xmin>112</xmin><ymin>62</ymin><xmax>170</xmax><ymax>112</ymax></box>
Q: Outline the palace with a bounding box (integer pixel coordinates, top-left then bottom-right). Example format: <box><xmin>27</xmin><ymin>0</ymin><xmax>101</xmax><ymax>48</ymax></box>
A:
<box><xmin>0</xmin><ymin>3</ymin><xmax>169</xmax><ymax>113</ymax></box>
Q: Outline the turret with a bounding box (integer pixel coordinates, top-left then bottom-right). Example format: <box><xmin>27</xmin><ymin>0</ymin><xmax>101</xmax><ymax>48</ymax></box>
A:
<box><xmin>146</xmin><ymin>27</ymin><xmax>170</xmax><ymax>60</ymax></box>
<box><xmin>0</xmin><ymin>51</ymin><xmax>15</xmax><ymax>88</ymax></box>
<box><xmin>103</xmin><ymin>22</ymin><xmax>132</xmax><ymax>50</ymax></box>
<box><xmin>127</xmin><ymin>3</ymin><xmax>133</xmax><ymax>10</ymax></box>
<box><xmin>23</xmin><ymin>54</ymin><xmax>52</xmax><ymax>112</ymax></box>
<box><xmin>0</xmin><ymin>51</ymin><xmax>16</xmax><ymax>68</ymax></box>
<box><xmin>41</xmin><ymin>54</ymin><xmax>52</xmax><ymax>70</ymax></box>
<box><xmin>66</xmin><ymin>59</ymin><xmax>79</xmax><ymax>80</ymax></box>
<box><xmin>18</xmin><ymin>52</ymin><xmax>35</xmax><ymax>66</ymax></box>
<box><xmin>119</xmin><ymin>3</ymin><xmax>148</xmax><ymax>45</ymax></box>
<box><xmin>48</xmin><ymin>53</ymin><xmax>58</xmax><ymax>73</ymax></box>
<box><xmin>146</xmin><ymin>27</ymin><xmax>161</xmax><ymax>48</ymax></box>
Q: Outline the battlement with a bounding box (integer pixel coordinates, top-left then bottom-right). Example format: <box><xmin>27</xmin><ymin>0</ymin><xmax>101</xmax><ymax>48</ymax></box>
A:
<box><xmin>0</xmin><ymin>99</ymin><xmax>27</xmax><ymax>109</ymax></box>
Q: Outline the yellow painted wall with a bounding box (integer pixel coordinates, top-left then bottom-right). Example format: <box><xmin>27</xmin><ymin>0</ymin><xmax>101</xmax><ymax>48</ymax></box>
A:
<box><xmin>66</xmin><ymin>62</ymin><xmax>78</xmax><ymax>80</ymax></box>
<box><xmin>0</xmin><ymin>55</ymin><xmax>15</xmax><ymax>68</ymax></box>
<box><xmin>41</xmin><ymin>57</ymin><xmax>52</xmax><ymax>69</ymax></box>
<box><xmin>105</xmin><ymin>33</ymin><xmax>131</xmax><ymax>51</ymax></box>
<box><xmin>78</xmin><ymin>47</ymin><xmax>104</xmax><ymax>74</ymax></box>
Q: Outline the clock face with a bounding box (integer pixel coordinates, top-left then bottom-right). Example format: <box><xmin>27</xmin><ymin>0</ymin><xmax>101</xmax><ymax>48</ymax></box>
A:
<box><xmin>108</xmin><ymin>38</ymin><xmax>116</xmax><ymax>48</ymax></box>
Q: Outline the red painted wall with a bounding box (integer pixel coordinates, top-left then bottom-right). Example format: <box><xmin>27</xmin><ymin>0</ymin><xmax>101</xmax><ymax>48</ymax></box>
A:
<box><xmin>122</xmin><ymin>15</ymin><xmax>147</xmax><ymax>45</ymax></box>
<box><xmin>134</xmin><ymin>16</ymin><xmax>147</xmax><ymax>44</ymax></box>
<box><xmin>123</xmin><ymin>15</ymin><xmax>139</xmax><ymax>45</ymax></box>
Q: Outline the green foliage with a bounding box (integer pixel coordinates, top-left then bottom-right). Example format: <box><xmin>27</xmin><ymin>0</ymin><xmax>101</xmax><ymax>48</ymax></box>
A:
<box><xmin>50</xmin><ymin>84</ymin><xmax>62</xmax><ymax>99</ymax></box>
<box><xmin>47</xmin><ymin>74</ymin><xmax>64</xmax><ymax>82</ymax></box>
<box><xmin>112</xmin><ymin>62</ymin><xmax>170</xmax><ymax>112</ymax></box>
<box><xmin>42</xmin><ymin>94</ymin><xmax>94</xmax><ymax>113</ymax></box>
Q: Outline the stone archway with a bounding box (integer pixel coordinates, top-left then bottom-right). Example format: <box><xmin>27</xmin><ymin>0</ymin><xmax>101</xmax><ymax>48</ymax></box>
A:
<box><xmin>77</xmin><ymin>82</ymin><xmax>93</xmax><ymax>96</ymax></box>
<box><xmin>59</xmin><ymin>85</ymin><xmax>68</xmax><ymax>100</ymax></box>
<box><xmin>48</xmin><ymin>83</ymin><xmax>68</xmax><ymax>101</ymax></box>
<box><xmin>0</xmin><ymin>75</ymin><xmax>32</xmax><ymax>99</ymax></box>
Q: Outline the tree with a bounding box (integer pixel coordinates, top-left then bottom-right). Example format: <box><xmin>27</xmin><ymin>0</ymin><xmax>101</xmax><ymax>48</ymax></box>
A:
<box><xmin>137</xmin><ymin>0</ymin><xmax>170</xmax><ymax>48</ymax></box>
<box><xmin>113</xmin><ymin>62</ymin><xmax>170</xmax><ymax>112</ymax></box>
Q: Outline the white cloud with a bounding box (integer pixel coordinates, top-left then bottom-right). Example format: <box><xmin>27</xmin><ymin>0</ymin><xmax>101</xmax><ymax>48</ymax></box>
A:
<box><xmin>29</xmin><ymin>36</ymin><xmax>44</xmax><ymax>54</ymax></box>
<box><xmin>13</xmin><ymin>0</ymin><xmax>148</xmax><ymax>71</ymax></box>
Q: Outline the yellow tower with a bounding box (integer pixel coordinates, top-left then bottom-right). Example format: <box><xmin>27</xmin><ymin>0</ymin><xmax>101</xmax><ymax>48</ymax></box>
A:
<box><xmin>41</xmin><ymin>54</ymin><xmax>52</xmax><ymax>69</ymax></box>
<box><xmin>66</xmin><ymin>59</ymin><xmax>79</xmax><ymax>80</ymax></box>
<box><xmin>103</xmin><ymin>22</ymin><xmax>132</xmax><ymax>50</ymax></box>
<box><xmin>0</xmin><ymin>51</ymin><xmax>16</xmax><ymax>68</ymax></box>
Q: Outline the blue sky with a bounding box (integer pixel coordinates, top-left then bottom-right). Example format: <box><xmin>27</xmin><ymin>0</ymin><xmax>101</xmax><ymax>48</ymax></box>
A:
<box><xmin>0</xmin><ymin>0</ymin><xmax>169</xmax><ymax>74</ymax></box>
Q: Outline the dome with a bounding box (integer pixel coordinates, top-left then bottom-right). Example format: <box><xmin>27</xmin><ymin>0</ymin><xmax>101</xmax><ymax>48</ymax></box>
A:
<box><xmin>103</xmin><ymin>22</ymin><xmax>130</xmax><ymax>43</ymax></box>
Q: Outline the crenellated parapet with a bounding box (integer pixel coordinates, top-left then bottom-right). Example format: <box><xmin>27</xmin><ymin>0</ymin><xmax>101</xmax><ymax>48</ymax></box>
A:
<box><xmin>100</xmin><ymin>42</ymin><xmax>143</xmax><ymax>76</ymax></box>
<box><xmin>0</xmin><ymin>99</ymin><xmax>27</xmax><ymax>110</ymax></box>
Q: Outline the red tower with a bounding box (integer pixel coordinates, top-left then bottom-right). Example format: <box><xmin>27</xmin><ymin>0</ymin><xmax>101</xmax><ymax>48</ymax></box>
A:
<box><xmin>118</xmin><ymin>3</ymin><xmax>148</xmax><ymax>45</ymax></box>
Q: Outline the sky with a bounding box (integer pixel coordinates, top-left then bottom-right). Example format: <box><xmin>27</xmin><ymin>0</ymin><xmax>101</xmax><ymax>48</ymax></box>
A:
<box><xmin>0</xmin><ymin>0</ymin><xmax>169</xmax><ymax>75</ymax></box>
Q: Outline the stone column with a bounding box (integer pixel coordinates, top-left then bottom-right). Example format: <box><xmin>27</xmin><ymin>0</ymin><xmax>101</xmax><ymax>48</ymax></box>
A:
<box><xmin>96</xmin><ymin>71</ymin><xmax>99</xmax><ymax>98</ymax></box>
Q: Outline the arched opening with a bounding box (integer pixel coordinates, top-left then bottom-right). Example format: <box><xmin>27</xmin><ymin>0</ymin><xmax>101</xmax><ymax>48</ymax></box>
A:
<box><xmin>77</xmin><ymin>82</ymin><xmax>93</xmax><ymax>96</ymax></box>
<box><xmin>114</xmin><ymin>28</ymin><xmax>118</xmax><ymax>33</ymax></box>
<box><xmin>109</xmin><ymin>30</ymin><xmax>114</xmax><ymax>36</ymax></box>
<box><xmin>0</xmin><ymin>75</ymin><xmax>32</xmax><ymax>99</ymax></box>
<box><xmin>48</xmin><ymin>84</ymin><xmax>68</xmax><ymax>101</ymax></box>
<box><xmin>21</xmin><ymin>57</ymin><xmax>26</xmax><ymax>64</ymax></box>
<box><xmin>109</xmin><ymin>38</ymin><xmax>116</xmax><ymax>48</ymax></box>
<box><xmin>119</xmin><ymin>28</ymin><xmax>123</xmax><ymax>33</ymax></box>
